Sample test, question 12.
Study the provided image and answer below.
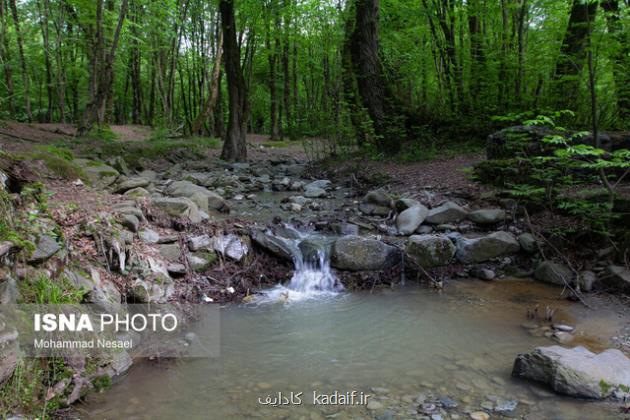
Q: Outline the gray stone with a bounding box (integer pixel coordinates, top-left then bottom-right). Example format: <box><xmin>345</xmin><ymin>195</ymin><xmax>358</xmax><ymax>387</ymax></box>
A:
<box><xmin>358</xmin><ymin>202</ymin><xmax>391</xmax><ymax>217</ymax></box>
<box><xmin>75</xmin><ymin>159</ymin><xmax>119</xmax><ymax>188</ymax></box>
<box><xmin>534</xmin><ymin>261</ymin><xmax>573</xmax><ymax>286</ymax></box>
<box><xmin>289</xmin><ymin>195</ymin><xmax>311</xmax><ymax>206</ymax></box>
<box><xmin>416</xmin><ymin>225</ymin><xmax>433</xmax><ymax>234</ymax></box>
<box><xmin>113</xmin><ymin>206</ymin><xmax>144</xmax><ymax>220</ymax></box>
<box><xmin>395</xmin><ymin>198</ymin><xmax>422</xmax><ymax>212</ymax></box>
<box><xmin>518</xmin><ymin>233</ymin><xmax>538</xmax><ymax>254</ymax></box>
<box><xmin>64</xmin><ymin>268</ymin><xmax>121</xmax><ymax>307</ymax></box>
<box><xmin>577</xmin><ymin>270</ymin><xmax>597</xmax><ymax>292</ymax></box>
<box><xmin>332</xmin><ymin>235</ymin><xmax>400</xmax><ymax>271</ymax></box>
<box><xmin>187</xmin><ymin>251</ymin><xmax>216</xmax><ymax>272</ymax></box>
<box><xmin>139</xmin><ymin>228</ymin><xmax>160</xmax><ymax>244</ymax></box>
<box><xmin>363</xmin><ymin>189</ymin><xmax>393</xmax><ymax>207</ymax></box>
<box><xmin>121</xmin><ymin>214</ymin><xmax>140</xmax><ymax>232</ymax></box>
<box><xmin>250</xmin><ymin>230</ymin><xmax>295</xmax><ymax>261</ymax></box>
<box><xmin>188</xmin><ymin>234</ymin><xmax>212</xmax><ymax>251</ymax></box>
<box><xmin>28</xmin><ymin>235</ymin><xmax>61</xmax><ymax>264</ymax></box>
<box><xmin>512</xmin><ymin>345</ymin><xmax>630</xmax><ymax>399</ymax></box>
<box><xmin>158</xmin><ymin>244</ymin><xmax>182</xmax><ymax>262</ymax></box>
<box><xmin>167</xmin><ymin>263</ymin><xmax>187</xmax><ymax>275</ymax></box>
<box><xmin>468</xmin><ymin>209</ymin><xmax>506</xmax><ymax>225</ymax></box>
<box><xmin>304</xmin><ymin>186</ymin><xmax>327</xmax><ymax>198</ymax></box>
<box><xmin>471</xmin><ymin>267</ymin><xmax>496</xmax><ymax>280</ymax></box>
<box><xmin>426</xmin><ymin>202</ymin><xmax>468</xmax><ymax>224</ymax></box>
<box><xmin>0</xmin><ymin>314</ymin><xmax>18</xmax><ymax>383</ymax></box>
<box><xmin>405</xmin><ymin>234</ymin><xmax>456</xmax><ymax>268</ymax></box>
<box><xmin>114</xmin><ymin>177</ymin><xmax>150</xmax><ymax>193</ymax></box>
<box><xmin>0</xmin><ymin>276</ymin><xmax>19</xmax><ymax>304</ymax></box>
<box><xmin>601</xmin><ymin>265</ymin><xmax>630</xmax><ymax>293</ymax></box>
<box><xmin>304</xmin><ymin>180</ymin><xmax>331</xmax><ymax>190</ymax></box>
<box><xmin>397</xmin><ymin>205</ymin><xmax>429</xmax><ymax>235</ymax></box>
<box><xmin>455</xmin><ymin>232</ymin><xmax>520</xmax><ymax>263</ymax></box>
<box><xmin>165</xmin><ymin>180</ymin><xmax>228</xmax><ymax>213</ymax></box>
<box><xmin>150</xmin><ymin>197</ymin><xmax>202</xmax><ymax>223</ymax></box>
<box><xmin>212</xmin><ymin>234</ymin><xmax>249</xmax><ymax>261</ymax></box>
<box><xmin>123</xmin><ymin>187</ymin><xmax>150</xmax><ymax>198</ymax></box>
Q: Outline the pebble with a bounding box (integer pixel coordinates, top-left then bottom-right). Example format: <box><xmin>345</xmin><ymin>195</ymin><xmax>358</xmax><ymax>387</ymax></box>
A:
<box><xmin>469</xmin><ymin>412</ymin><xmax>490</xmax><ymax>420</ymax></box>
<box><xmin>553</xmin><ymin>324</ymin><xmax>575</xmax><ymax>332</ymax></box>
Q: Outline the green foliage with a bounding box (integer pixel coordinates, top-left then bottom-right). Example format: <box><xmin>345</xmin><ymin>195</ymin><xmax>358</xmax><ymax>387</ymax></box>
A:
<box><xmin>18</xmin><ymin>275</ymin><xmax>87</xmax><ymax>304</ymax></box>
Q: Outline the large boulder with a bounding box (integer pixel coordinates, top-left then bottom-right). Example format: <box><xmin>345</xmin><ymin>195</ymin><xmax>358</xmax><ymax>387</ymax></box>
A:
<box><xmin>28</xmin><ymin>235</ymin><xmax>61</xmax><ymax>264</ymax></box>
<box><xmin>601</xmin><ymin>265</ymin><xmax>630</xmax><ymax>294</ymax></box>
<box><xmin>331</xmin><ymin>235</ymin><xmax>400</xmax><ymax>271</ymax></box>
<box><xmin>359</xmin><ymin>189</ymin><xmax>393</xmax><ymax>216</ymax></box>
<box><xmin>467</xmin><ymin>209</ymin><xmax>506</xmax><ymax>225</ymax></box>
<box><xmin>150</xmin><ymin>197</ymin><xmax>202</xmax><ymax>223</ymax></box>
<box><xmin>114</xmin><ymin>177</ymin><xmax>150</xmax><ymax>194</ymax></box>
<box><xmin>396</xmin><ymin>205</ymin><xmax>429</xmax><ymax>235</ymax></box>
<box><xmin>534</xmin><ymin>261</ymin><xmax>573</xmax><ymax>287</ymax></box>
<box><xmin>455</xmin><ymin>231</ymin><xmax>520</xmax><ymax>263</ymax></box>
<box><xmin>75</xmin><ymin>159</ymin><xmax>119</xmax><ymax>188</ymax></box>
<box><xmin>165</xmin><ymin>180</ymin><xmax>228</xmax><ymax>213</ymax></box>
<box><xmin>250</xmin><ymin>230</ymin><xmax>296</xmax><ymax>261</ymax></box>
<box><xmin>405</xmin><ymin>234</ymin><xmax>456</xmax><ymax>268</ymax></box>
<box><xmin>426</xmin><ymin>201</ymin><xmax>468</xmax><ymax>224</ymax></box>
<box><xmin>512</xmin><ymin>346</ymin><xmax>630</xmax><ymax>399</ymax></box>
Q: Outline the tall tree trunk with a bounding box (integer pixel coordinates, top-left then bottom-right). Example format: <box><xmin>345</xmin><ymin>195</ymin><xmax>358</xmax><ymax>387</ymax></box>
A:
<box><xmin>515</xmin><ymin>0</ymin><xmax>528</xmax><ymax>103</ymax></box>
<box><xmin>467</xmin><ymin>0</ymin><xmax>484</xmax><ymax>102</ymax></box>
<box><xmin>190</xmin><ymin>29</ymin><xmax>223</xmax><ymax>135</ymax></box>
<box><xmin>601</xmin><ymin>0</ymin><xmax>630</xmax><ymax>121</ymax></box>
<box><xmin>349</xmin><ymin>0</ymin><xmax>400</xmax><ymax>153</ymax></box>
<box><xmin>0</xmin><ymin>0</ymin><xmax>15</xmax><ymax>115</ymax></box>
<box><xmin>552</xmin><ymin>0</ymin><xmax>597</xmax><ymax>110</ymax></box>
<box><xmin>282</xmin><ymin>0</ymin><xmax>292</xmax><ymax>139</ymax></box>
<box><xmin>267</xmin><ymin>0</ymin><xmax>280</xmax><ymax>140</ymax></box>
<box><xmin>37</xmin><ymin>0</ymin><xmax>54</xmax><ymax>122</ymax></box>
<box><xmin>213</xmin><ymin>70</ymin><xmax>224</xmax><ymax>138</ymax></box>
<box><xmin>8</xmin><ymin>0</ymin><xmax>32</xmax><ymax>121</ymax></box>
<box><xmin>129</xmin><ymin>0</ymin><xmax>142</xmax><ymax>124</ymax></box>
<box><xmin>52</xmin><ymin>0</ymin><xmax>67</xmax><ymax>123</ymax></box>
<box><xmin>219</xmin><ymin>0</ymin><xmax>248</xmax><ymax>162</ymax></box>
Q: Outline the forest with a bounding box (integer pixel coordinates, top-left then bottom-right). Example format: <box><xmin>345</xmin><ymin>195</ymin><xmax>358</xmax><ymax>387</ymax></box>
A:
<box><xmin>0</xmin><ymin>0</ymin><xmax>628</xmax><ymax>160</ymax></box>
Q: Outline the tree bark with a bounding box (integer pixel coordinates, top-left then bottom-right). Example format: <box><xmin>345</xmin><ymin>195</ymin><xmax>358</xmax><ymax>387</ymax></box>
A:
<box><xmin>553</xmin><ymin>0</ymin><xmax>597</xmax><ymax>110</ymax></box>
<box><xmin>8</xmin><ymin>0</ymin><xmax>32</xmax><ymax>121</ymax></box>
<box><xmin>266</xmin><ymin>0</ymin><xmax>280</xmax><ymax>140</ymax></box>
<box><xmin>37</xmin><ymin>0</ymin><xmax>54</xmax><ymax>122</ymax></box>
<box><xmin>282</xmin><ymin>0</ymin><xmax>292</xmax><ymax>138</ymax></box>
<box><xmin>190</xmin><ymin>29</ymin><xmax>223</xmax><ymax>135</ymax></box>
<box><xmin>219</xmin><ymin>0</ymin><xmax>248</xmax><ymax>162</ymax></box>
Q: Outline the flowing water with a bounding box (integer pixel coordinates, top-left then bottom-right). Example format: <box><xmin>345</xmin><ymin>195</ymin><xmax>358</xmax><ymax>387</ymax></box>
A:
<box><xmin>83</xmin><ymin>228</ymin><xmax>628</xmax><ymax>419</ymax></box>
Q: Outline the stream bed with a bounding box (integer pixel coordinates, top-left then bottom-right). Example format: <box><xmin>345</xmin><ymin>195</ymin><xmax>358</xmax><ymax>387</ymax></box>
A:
<box><xmin>83</xmin><ymin>280</ymin><xmax>627</xmax><ymax>419</ymax></box>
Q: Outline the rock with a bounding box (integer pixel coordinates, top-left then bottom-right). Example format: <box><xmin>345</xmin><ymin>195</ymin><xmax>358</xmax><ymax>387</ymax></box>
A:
<box><xmin>426</xmin><ymin>201</ymin><xmax>468</xmax><ymax>224</ymax></box>
<box><xmin>512</xmin><ymin>345</ymin><xmax>630</xmax><ymax>399</ymax></box>
<box><xmin>405</xmin><ymin>235</ymin><xmax>456</xmax><ymax>267</ymax></box>
<box><xmin>187</xmin><ymin>251</ymin><xmax>216</xmax><ymax>272</ymax></box>
<box><xmin>107</xmin><ymin>156</ymin><xmax>130</xmax><ymax>176</ymax></box>
<box><xmin>534</xmin><ymin>261</ymin><xmax>573</xmax><ymax>286</ymax></box>
<box><xmin>167</xmin><ymin>263</ymin><xmax>187</xmax><ymax>275</ymax></box>
<box><xmin>304</xmin><ymin>180</ymin><xmax>331</xmax><ymax>190</ymax></box>
<box><xmin>188</xmin><ymin>234</ymin><xmax>212</xmax><ymax>252</ymax></box>
<box><xmin>150</xmin><ymin>197</ymin><xmax>202</xmax><ymax>223</ymax></box>
<box><xmin>130</xmin><ymin>258</ymin><xmax>175</xmax><ymax>303</ymax></box>
<box><xmin>120</xmin><ymin>214</ymin><xmax>140</xmax><ymax>232</ymax></box>
<box><xmin>416</xmin><ymin>225</ymin><xmax>433</xmax><ymax>234</ymax></box>
<box><xmin>359</xmin><ymin>190</ymin><xmax>394</xmax><ymax>216</ymax></box>
<box><xmin>395</xmin><ymin>197</ymin><xmax>422</xmax><ymax>212</ymax></box>
<box><xmin>471</xmin><ymin>267</ymin><xmax>496</xmax><ymax>280</ymax></box>
<box><xmin>366</xmin><ymin>400</ymin><xmax>383</xmax><ymax>410</ymax></box>
<box><xmin>123</xmin><ymin>187</ymin><xmax>150</xmax><ymax>198</ymax></box>
<box><xmin>158</xmin><ymin>244</ymin><xmax>182</xmax><ymax>262</ymax></box>
<box><xmin>139</xmin><ymin>228</ymin><xmax>160</xmax><ymax>244</ymax></box>
<box><xmin>114</xmin><ymin>177</ymin><xmax>150</xmax><ymax>193</ymax></box>
<box><xmin>289</xmin><ymin>195</ymin><xmax>311</xmax><ymax>206</ymax></box>
<box><xmin>455</xmin><ymin>232</ymin><xmax>520</xmax><ymax>263</ymax></box>
<box><xmin>331</xmin><ymin>235</ymin><xmax>400</xmax><ymax>271</ymax></box>
<box><xmin>212</xmin><ymin>234</ymin><xmax>249</xmax><ymax>261</ymax></box>
<box><xmin>577</xmin><ymin>270</ymin><xmax>597</xmax><ymax>292</ymax></box>
<box><xmin>64</xmin><ymin>268</ymin><xmax>121</xmax><ymax>307</ymax></box>
<box><xmin>601</xmin><ymin>265</ymin><xmax>630</xmax><ymax>293</ymax></box>
<box><xmin>518</xmin><ymin>233</ymin><xmax>537</xmax><ymax>253</ymax></box>
<box><xmin>28</xmin><ymin>235</ymin><xmax>61</xmax><ymax>264</ymax></box>
<box><xmin>304</xmin><ymin>186</ymin><xmax>326</xmax><ymax>198</ymax></box>
<box><xmin>0</xmin><ymin>314</ymin><xmax>18</xmax><ymax>383</ymax></box>
<box><xmin>250</xmin><ymin>230</ymin><xmax>295</xmax><ymax>261</ymax></box>
<box><xmin>114</xmin><ymin>206</ymin><xmax>144</xmax><ymax>220</ymax></box>
<box><xmin>396</xmin><ymin>205</ymin><xmax>429</xmax><ymax>235</ymax></box>
<box><xmin>165</xmin><ymin>180</ymin><xmax>228</xmax><ymax>213</ymax></box>
<box><xmin>467</xmin><ymin>209</ymin><xmax>506</xmax><ymax>225</ymax></box>
<box><xmin>0</xmin><ymin>276</ymin><xmax>20</xmax><ymax>304</ymax></box>
<box><xmin>469</xmin><ymin>412</ymin><xmax>489</xmax><ymax>420</ymax></box>
<box><xmin>75</xmin><ymin>159</ymin><xmax>119</xmax><ymax>188</ymax></box>
<box><xmin>494</xmin><ymin>398</ymin><xmax>518</xmax><ymax>412</ymax></box>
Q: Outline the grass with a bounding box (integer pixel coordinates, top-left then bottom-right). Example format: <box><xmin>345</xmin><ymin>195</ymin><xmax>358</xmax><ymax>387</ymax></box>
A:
<box><xmin>18</xmin><ymin>274</ymin><xmax>87</xmax><ymax>304</ymax></box>
<box><xmin>261</xmin><ymin>140</ymin><xmax>292</xmax><ymax>148</ymax></box>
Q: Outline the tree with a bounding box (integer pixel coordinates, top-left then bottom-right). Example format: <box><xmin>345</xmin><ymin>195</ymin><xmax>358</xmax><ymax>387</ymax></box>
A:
<box><xmin>219</xmin><ymin>0</ymin><xmax>248</xmax><ymax>162</ymax></box>
<box><xmin>8</xmin><ymin>0</ymin><xmax>32</xmax><ymax>121</ymax></box>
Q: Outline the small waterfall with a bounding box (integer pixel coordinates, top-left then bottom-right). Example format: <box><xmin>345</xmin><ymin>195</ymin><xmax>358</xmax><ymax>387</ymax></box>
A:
<box><xmin>253</xmin><ymin>226</ymin><xmax>343</xmax><ymax>304</ymax></box>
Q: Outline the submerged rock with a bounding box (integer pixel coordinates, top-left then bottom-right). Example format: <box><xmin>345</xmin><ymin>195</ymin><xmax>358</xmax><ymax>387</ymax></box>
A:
<box><xmin>331</xmin><ymin>235</ymin><xmax>400</xmax><ymax>271</ymax></box>
<box><xmin>396</xmin><ymin>205</ymin><xmax>429</xmax><ymax>235</ymax></box>
<box><xmin>405</xmin><ymin>234</ymin><xmax>455</xmax><ymax>267</ymax></box>
<box><xmin>426</xmin><ymin>201</ymin><xmax>468</xmax><ymax>224</ymax></box>
<box><xmin>455</xmin><ymin>232</ymin><xmax>519</xmax><ymax>263</ymax></box>
<box><xmin>512</xmin><ymin>346</ymin><xmax>630</xmax><ymax>399</ymax></box>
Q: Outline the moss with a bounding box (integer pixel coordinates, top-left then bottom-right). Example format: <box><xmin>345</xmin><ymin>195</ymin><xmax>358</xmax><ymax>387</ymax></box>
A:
<box><xmin>599</xmin><ymin>379</ymin><xmax>611</xmax><ymax>395</ymax></box>
<box><xmin>92</xmin><ymin>375</ymin><xmax>112</xmax><ymax>392</ymax></box>
<box><xmin>15</xmin><ymin>151</ymin><xmax>84</xmax><ymax>180</ymax></box>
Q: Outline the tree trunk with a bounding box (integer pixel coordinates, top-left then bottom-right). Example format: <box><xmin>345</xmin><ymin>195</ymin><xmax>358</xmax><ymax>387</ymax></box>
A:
<box><xmin>282</xmin><ymin>0</ymin><xmax>292</xmax><ymax>139</ymax></box>
<box><xmin>190</xmin><ymin>29</ymin><xmax>223</xmax><ymax>135</ymax></box>
<box><xmin>37</xmin><ymin>0</ymin><xmax>54</xmax><ymax>122</ymax></box>
<box><xmin>515</xmin><ymin>0</ymin><xmax>528</xmax><ymax>103</ymax></box>
<box><xmin>553</xmin><ymin>0</ymin><xmax>597</xmax><ymax>110</ymax></box>
<box><xmin>213</xmin><ymin>70</ymin><xmax>224</xmax><ymax>138</ymax></box>
<box><xmin>129</xmin><ymin>0</ymin><xmax>142</xmax><ymax>124</ymax></box>
<box><xmin>267</xmin><ymin>0</ymin><xmax>280</xmax><ymax>140</ymax></box>
<box><xmin>219</xmin><ymin>0</ymin><xmax>248</xmax><ymax>162</ymax></box>
<box><xmin>8</xmin><ymin>0</ymin><xmax>32</xmax><ymax>121</ymax></box>
<box><xmin>601</xmin><ymin>0</ymin><xmax>630</xmax><ymax>121</ymax></box>
<box><xmin>349</xmin><ymin>0</ymin><xmax>400</xmax><ymax>153</ymax></box>
<box><xmin>0</xmin><ymin>0</ymin><xmax>15</xmax><ymax>115</ymax></box>
<box><xmin>467</xmin><ymin>0</ymin><xmax>484</xmax><ymax>102</ymax></box>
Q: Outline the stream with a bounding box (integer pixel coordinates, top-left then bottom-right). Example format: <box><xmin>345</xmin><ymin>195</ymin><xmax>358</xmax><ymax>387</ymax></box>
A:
<box><xmin>82</xmin><ymin>230</ymin><xmax>626</xmax><ymax>419</ymax></box>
